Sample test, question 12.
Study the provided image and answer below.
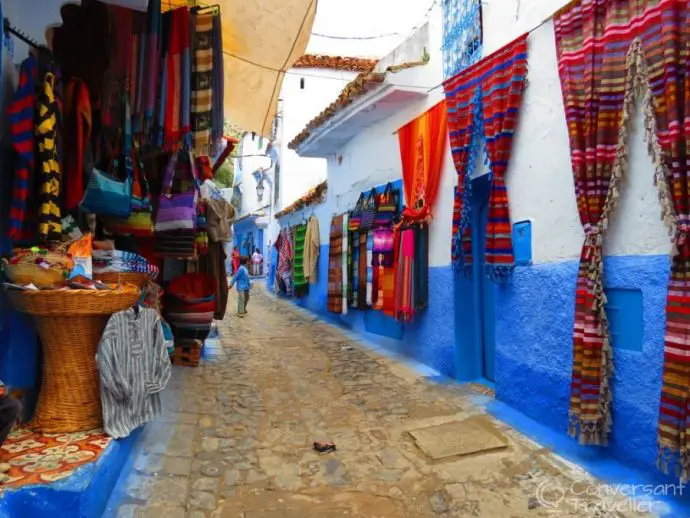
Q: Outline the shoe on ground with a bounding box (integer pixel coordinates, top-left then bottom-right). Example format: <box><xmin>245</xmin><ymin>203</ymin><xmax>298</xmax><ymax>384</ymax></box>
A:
<box><xmin>0</xmin><ymin>463</ymin><xmax>10</xmax><ymax>474</ymax></box>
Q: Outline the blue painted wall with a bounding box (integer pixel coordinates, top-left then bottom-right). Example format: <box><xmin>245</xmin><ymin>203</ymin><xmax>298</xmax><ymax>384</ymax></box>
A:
<box><xmin>291</xmin><ymin>244</ymin><xmax>457</xmax><ymax>379</ymax></box>
<box><xmin>495</xmin><ymin>255</ymin><xmax>669</xmax><ymax>473</ymax></box>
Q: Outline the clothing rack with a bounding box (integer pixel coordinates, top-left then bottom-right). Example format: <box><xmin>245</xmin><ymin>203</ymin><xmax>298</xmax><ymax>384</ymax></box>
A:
<box><xmin>3</xmin><ymin>17</ymin><xmax>49</xmax><ymax>55</ymax></box>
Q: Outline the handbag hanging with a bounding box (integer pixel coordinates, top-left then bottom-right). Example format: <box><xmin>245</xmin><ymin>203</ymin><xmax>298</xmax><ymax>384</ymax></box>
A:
<box><xmin>80</xmin><ymin>98</ymin><xmax>134</xmax><ymax>218</ymax></box>
<box><xmin>359</xmin><ymin>188</ymin><xmax>379</xmax><ymax>231</ymax></box>
<box><xmin>155</xmin><ymin>150</ymin><xmax>200</xmax><ymax>233</ymax></box>
<box><xmin>348</xmin><ymin>193</ymin><xmax>365</xmax><ymax>232</ymax></box>
<box><xmin>374</xmin><ymin>182</ymin><xmax>400</xmax><ymax>228</ymax></box>
<box><xmin>104</xmin><ymin>142</ymin><xmax>154</xmax><ymax>237</ymax></box>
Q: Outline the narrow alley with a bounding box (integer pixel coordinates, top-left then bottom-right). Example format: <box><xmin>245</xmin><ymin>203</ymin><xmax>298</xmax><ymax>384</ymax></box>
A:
<box><xmin>106</xmin><ymin>287</ymin><xmax>651</xmax><ymax>518</ymax></box>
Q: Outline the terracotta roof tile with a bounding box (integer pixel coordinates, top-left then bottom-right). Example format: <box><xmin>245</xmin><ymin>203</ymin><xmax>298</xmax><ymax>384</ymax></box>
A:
<box><xmin>288</xmin><ymin>71</ymin><xmax>386</xmax><ymax>150</ymax></box>
<box><xmin>275</xmin><ymin>181</ymin><xmax>328</xmax><ymax>218</ymax></box>
<box><xmin>292</xmin><ymin>55</ymin><xmax>377</xmax><ymax>72</ymax></box>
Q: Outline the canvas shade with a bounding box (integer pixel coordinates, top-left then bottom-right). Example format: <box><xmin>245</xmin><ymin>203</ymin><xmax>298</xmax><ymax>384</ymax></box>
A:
<box><xmin>163</xmin><ymin>0</ymin><xmax>317</xmax><ymax>136</ymax></box>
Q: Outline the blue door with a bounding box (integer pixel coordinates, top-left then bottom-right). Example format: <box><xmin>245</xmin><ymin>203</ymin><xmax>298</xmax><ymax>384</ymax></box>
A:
<box><xmin>470</xmin><ymin>174</ymin><xmax>496</xmax><ymax>382</ymax></box>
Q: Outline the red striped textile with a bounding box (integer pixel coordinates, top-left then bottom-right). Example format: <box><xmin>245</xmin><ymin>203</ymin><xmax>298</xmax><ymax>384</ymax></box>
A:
<box><xmin>554</xmin><ymin>0</ymin><xmax>689</xmax><ymax>461</ymax></box>
<box><xmin>443</xmin><ymin>34</ymin><xmax>528</xmax><ymax>282</ymax></box>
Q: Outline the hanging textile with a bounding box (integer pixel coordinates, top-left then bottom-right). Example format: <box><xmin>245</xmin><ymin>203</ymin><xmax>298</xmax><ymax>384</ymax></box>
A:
<box><xmin>366</xmin><ymin>231</ymin><xmax>374</xmax><ymax>306</ymax></box>
<box><xmin>210</xmin><ymin>13</ymin><xmax>224</xmax><ymax>155</ymax></box>
<box><xmin>191</xmin><ymin>12</ymin><xmax>214</xmax><ymax>155</ymax></box>
<box><xmin>293</xmin><ymin>223</ymin><xmax>308</xmax><ymax>298</ymax></box>
<box><xmin>553</xmin><ymin>0</ymin><xmax>689</xmax><ymax>461</ymax></box>
<box><xmin>444</xmin><ymin>34</ymin><xmax>528</xmax><ymax>281</ymax></box>
<box><xmin>303</xmin><ymin>215</ymin><xmax>320</xmax><ymax>284</ymax></box>
<box><xmin>348</xmin><ymin>195</ymin><xmax>364</xmax><ymax>308</ymax></box>
<box><xmin>341</xmin><ymin>214</ymin><xmax>349</xmax><ymax>315</ymax></box>
<box><xmin>164</xmin><ymin>7</ymin><xmax>191</xmax><ymax>149</ymax></box>
<box><xmin>6</xmin><ymin>55</ymin><xmax>38</xmax><ymax>242</ymax></box>
<box><xmin>276</xmin><ymin>228</ymin><xmax>293</xmax><ymax>296</ymax></box>
<box><xmin>102</xmin><ymin>6</ymin><xmax>133</xmax><ymax>128</ymax></box>
<box><xmin>63</xmin><ymin>78</ymin><xmax>92</xmax><ymax>212</ymax></box>
<box><xmin>397</xmin><ymin>101</ymin><xmax>448</xmax><ymax>224</ymax></box>
<box><xmin>36</xmin><ymin>72</ymin><xmax>62</xmax><ymax>242</ymax></box>
<box><xmin>394</xmin><ymin>228</ymin><xmax>416</xmax><ymax>322</ymax></box>
<box><xmin>327</xmin><ymin>215</ymin><xmax>344</xmax><ymax>314</ymax></box>
<box><xmin>199</xmin><ymin>241</ymin><xmax>229</xmax><ymax>320</ymax></box>
<box><xmin>145</xmin><ymin>0</ymin><xmax>161</xmax><ymax>131</ymax></box>
<box><xmin>358</xmin><ymin>232</ymin><xmax>368</xmax><ymax>308</ymax></box>
<box><xmin>372</xmin><ymin>228</ymin><xmax>396</xmax><ymax>317</ymax></box>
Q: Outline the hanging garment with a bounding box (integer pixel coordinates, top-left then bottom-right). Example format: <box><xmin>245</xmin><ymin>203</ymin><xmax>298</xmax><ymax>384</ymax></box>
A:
<box><xmin>63</xmin><ymin>78</ymin><xmax>92</xmax><ymax>212</ymax></box>
<box><xmin>395</xmin><ymin>228</ymin><xmax>416</xmax><ymax>322</ymax></box>
<box><xmin>199</xmin><ymin>241</ymin><xmax>229</xmax><ymax>319</ymax></box>
<box><xmin>327</xmin><ymin>215</ymin><xmax>344</xmax><ymax>314</ymax></box>
<box><xmin>303</xmin><ymin>215</ymin><xmax>320</xmax><ymax>284</ymax></box>
<box><xmin>165</xmin><ymin>7</ymin><xmax>191</xmax><ymax>149</ymax></box>
<box><xmin>191</xmin><ymin>12</ymin><xmax>214</xmax><ymax>155</ymax></box>
<box><xmin>397</xmin><ymin>101</ymin><xmax>448</xmax><ymax>224</ymax></box>
<box><xmin>144</xmin><ymin>0</ymin><xmax>161</xmax><ymax>131</ymax></box>
<box><xmin>366</xmin><ymin>231</ymin><xmax>374</xmax><ymax>306</ymax></box>
<box><xmin>372</xmin><ymin>228</ymin><xmax>396</xmax><ymax>317</ymax></box>
<box><xmin>341</xmin><ymin>214</ymin><xmax>349</xmax><ymax>315</ymax></box>
<box><xmin>96</xmin><ymin>307</ymin><xmax>171</xmax><ymax>439</ymax></box>
<box><xmin>210</xmin><ymin>13</ymin><xmax>224</xmax><ymax>155</ymax></box>
<box><xmin>102</xmin><ymin>5</ymin><xmax>133</xmax><ymax>128</ymax></box>
<box><xmin>293</xmin><ymin>223</ymin><xmax>308</xmax><ymax>298</ymax></box>
<box><xmin>358</xmin><ymin>232</ymin><xmax>368</xmax><ymax>308</ymax></box>
<box><xmin>276</xmin><ymin>229</ymin><xmax>293</xmax><ymax>295</ymax></box>
<box><xmin>414</xmin><ymin>223</ymin><xmax>430</xmax><ymax>311</ymax></box>
<box><xmin>206</xmin><ymin>197</ymin><xmax>235</xmax><ymax>242</ymax></box>
<box><xmin>36</xmin><ymin>72</ymin><xmax>62</xmax><ymax>242</ymax></box>
<box><xmin>7</xmin><ymin>55</ymin><xmax>38</xmax><ymax>243</ymax></box>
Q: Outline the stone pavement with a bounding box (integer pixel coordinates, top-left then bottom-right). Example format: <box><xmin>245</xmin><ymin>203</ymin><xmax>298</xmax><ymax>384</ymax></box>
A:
<box><xmin>106</xmin><ymin>286</ymin><xmax>652</xmax><ymax>518</ymax></box>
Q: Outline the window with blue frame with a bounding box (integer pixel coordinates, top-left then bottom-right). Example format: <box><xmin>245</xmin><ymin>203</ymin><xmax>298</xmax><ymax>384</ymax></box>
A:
<box><xmin>442</xmin><ymin>0</ymin><xmax>483</xmax><ymax>80</ymax></box>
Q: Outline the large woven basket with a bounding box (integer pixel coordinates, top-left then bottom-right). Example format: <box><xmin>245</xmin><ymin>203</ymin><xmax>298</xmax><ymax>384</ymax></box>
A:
<box><xmin>94</xmin><ymin>272</ymin><xmax>150</xmax><ymax>287</ymax></box>
<box><xmin>7</xmin><ymin>287</ymin><xmax>140</xmax><ymax>433</ymax></box>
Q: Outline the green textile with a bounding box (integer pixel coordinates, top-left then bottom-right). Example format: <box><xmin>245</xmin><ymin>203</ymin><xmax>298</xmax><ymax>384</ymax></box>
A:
<box><xmin>293</xmin><ymin>224</ymin><xmax>308</xmax><ymax>288</ymax></box>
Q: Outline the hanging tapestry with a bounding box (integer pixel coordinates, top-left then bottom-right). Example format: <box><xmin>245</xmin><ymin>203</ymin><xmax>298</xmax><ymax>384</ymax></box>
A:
<box><xmin>554</xmin><ymin>0</ymin><xmax>689</xmax><ymax>462</ymax></box>
<box><xmin>442</xmin><ymin>0</ymin><xmax>483</xmax><ymax>80</ymax></box>
<box><xmin>293</xmin><ymin>223</ymin><xmax>308</xmax><ymax>298</ymax></box>
<box><xmin>372</xmin><ymin>228</ymin><xmax>396</xmax><ymax>317</ymax></box>
<box><xmin>341</xmin><ymin>214</ymin><xmax>349</xmax><ymax>315</ymax></box>
<box><xmin>191</xmin><ymin>12</ymin><xmax>214</xmax><ymax>155</ymax></box>
<box><xmin>397</xmin><ymin>101</ymin><xmax>448</xmax><ymax>225</ymax></box>
<box><xmin>443</xmin><ymin>34</ymin><xmax>528</xmax><ymax>282</ymax></box>
<box><xmin>327</xmin><ymin>215</ymin><xmax>344</xmax><ymax>314</ymax></box>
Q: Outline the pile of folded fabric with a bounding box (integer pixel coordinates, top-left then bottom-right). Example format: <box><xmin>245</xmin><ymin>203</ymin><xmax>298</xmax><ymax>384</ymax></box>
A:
<box><xmin>164</xmin><ymin>273</ymin><xmax>215</xmax><ymax>342</ymax></box>
<box><xmin>93</xmin><ymin>250</ymin><xmax>160</xmax><ymax>279</ymax></box>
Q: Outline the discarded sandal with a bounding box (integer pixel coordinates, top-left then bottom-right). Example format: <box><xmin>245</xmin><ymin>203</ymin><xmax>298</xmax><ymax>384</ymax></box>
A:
<box><xmin>313</xmin><ymin>441</ymin><xmax>336</xmax><ymax>453</ymax></box>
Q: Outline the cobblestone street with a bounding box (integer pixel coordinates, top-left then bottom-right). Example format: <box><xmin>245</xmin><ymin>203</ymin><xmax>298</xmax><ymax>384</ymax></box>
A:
<box><xmin>106</xmin><ymin>286</ymin><xmax>650</xmax><ymax>518</ymax></box>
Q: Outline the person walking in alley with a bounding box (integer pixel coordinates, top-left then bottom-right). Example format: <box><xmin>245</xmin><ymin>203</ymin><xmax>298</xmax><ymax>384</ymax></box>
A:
<box><xmin>0</xmin><ymin>380</ymin><xmax>22</xmax><ymax>483</ymax></box>
<box><xmin>229</xmin><ymin>256</ymin><xmax>252</xmax><ymax>316</ymax></box>
<box><xmin>252</xmin><ymin>247</ymin><xmax>263</xmax><ymax>277</ymax></box>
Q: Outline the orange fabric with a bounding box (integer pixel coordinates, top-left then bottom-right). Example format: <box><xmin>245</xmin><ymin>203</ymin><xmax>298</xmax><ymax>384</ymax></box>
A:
<box><xmin>63</xmin><ymin>78</ymin><xmax>92</xmax><ymax>211</ymax></box>
<box><xmin>397</xmin><ymin>101</ymin><xmax>448</xmax><ymax>224</ymax></box>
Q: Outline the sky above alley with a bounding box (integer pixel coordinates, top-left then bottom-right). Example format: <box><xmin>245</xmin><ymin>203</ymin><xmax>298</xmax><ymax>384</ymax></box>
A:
<box><xmin>306</xmin><ymin>0</ymin><xmax>437</xmax><ymax>58</ymax></box>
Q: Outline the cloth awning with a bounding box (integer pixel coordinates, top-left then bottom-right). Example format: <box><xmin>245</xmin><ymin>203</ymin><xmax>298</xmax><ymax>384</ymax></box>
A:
<box><xmin>165</xmin><ymin>0</ymin><xmax>317</xmax><ymax>137</ymax></box>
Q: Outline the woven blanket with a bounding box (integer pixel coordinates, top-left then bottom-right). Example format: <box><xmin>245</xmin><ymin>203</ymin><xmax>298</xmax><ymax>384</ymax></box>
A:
<box><xmin>554</xmin><ymin>0</ymin><xmax>689</xmax><ymax>465</ymax></box>
<box><xmin>395</xmin><ymin>228</ymin><xmax>416</xmax><ymax>322</ymax></box>
<box><xmin>293</xmin><ymin>224</ymin><xmax>308</xmax><ymax>297</ymax></box>
<box><xmin>373</xmin><ymin>228</ymin><xmax>395</xmax><ymax>316</ymax></box>
<box><xmin>341</xmin><ymin>214</ymin><xmax>349</xmax><ymax>315</ymax></box>
<box><xmin>366</xmin><ymin>231</ymin><xmax>374</xmax><ymax>306</ymax></box>
<box><xmin>36</xmin><ymin>72</ymin><xmax>62</xmax><ymax>243</ymax></box>
<box><xmin>210</xmin><ymin>13</ymin><xmax>224</xmax><ymax>155</ymax></box>
<box><xmin>358</xmin><ymin>232</ymin><xmax>368</xmax><ymax>308</ymax></box>
<box><xmin>7</xmin><ymin>56</ymin><xmax>38</xmax><ymax>243</ymax></box>
<box><xmin>164</xmin><ymin>7</ymin><xmax>191</xmax><ymax>149</ymax></box>
<box><xmin>191</xmin><ymin>13</ymin><xmax>213</xmax><ymax>155</ymax></box>
<box><xmin>443</xmin><ymin>34</ymin><xmax>528</xmax><ymax>282</ymax></box>
<box><xmin>327</xmin><ymin>215</ymin><xmax>344</xmax><ymax>314</ymax></box>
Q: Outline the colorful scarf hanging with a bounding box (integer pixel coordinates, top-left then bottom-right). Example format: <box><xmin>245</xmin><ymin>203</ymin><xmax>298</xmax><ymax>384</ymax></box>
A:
<box><xmin>443</xmin><ymin>34</ymin><xmax>528</xmax><ymax>282</ymax></box>
<box><xmin>7</xmin><ymin>55</ymin><xmax>38</xmax><ymax>242</ymax></box>
<box><xmin>553</xmin><ymin>0</ymin><xmax>689</xmax><ymax>462</ymax></box>
<box><xmin>327</xmin><ymin>215</ymin><xmax>344</xmax><ymax>314</ymax></box>
<box><xmin>394</xmin><ymin>228</ymin><xmax>416</xmax><ymax>322</ymax></box>
<box><xmin>366</xmin><ymin>231</ymin><xmax>374</xmax><ymax>306</ymax></box>
<box><xmin>276</xmin><ymin>228</ymin><xmax>293</xmax><ymax>295</ymax></box>
<box><xmin>102</xmin><ymin>6</ymin><xmax>133</xmax><ymax>128</ymax></box>
<box><xmin>145</xmin><ymin>0</ymin><xmax>161</xmax><ymax>131</ymax></box>
<box><xmin>210</xmin><ymin>13</ymin><xmax>224</xmax><ymax>155</ymax></box>
<box><xmin>397</xmin><ymin>101</ymin><xmax>448</xmax><ymax>225</ymax></box>
<box><xmin>63</xmin><ymin>78</ymin><xmax>92</xmax><ymax>212</ymax></box>
<box><xmin>341</xmin><ymin>214</ymin><xmax>349</xmax><ymax>315</ymax></box>
<box><xmin>192</xmin><ymin>12</ymin><xmax>214</xmax><ymax>155</ymax></box>
<box><xmin>293</xmin><ymin>223</ymin><xmax>308</xmax><ymax>298</ymax></box>
<box><xmin>373</xmin><ymin>228</ymin><xmax>396</xmax><ymax>317</ymax></box>
<box><xmin>36</xmin><ymin>72</ymin><xmax>62</xmax><ymax>242</ymax></box>
<box><xmin>358</xmin><ymin>232</ymin><xmax>368</xmax><ymax>308</ymax></box>
<box><xmin>164</xmin><ymin>7</ymin><xmax>191</xmax><ymax>149</ymax></box>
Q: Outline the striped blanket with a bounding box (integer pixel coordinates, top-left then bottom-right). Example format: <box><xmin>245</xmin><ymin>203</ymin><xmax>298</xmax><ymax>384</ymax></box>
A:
<box><xmin>327</xmin><ymin>215</ymin><xmax>344</xmax><ymax>314</ymax></box>
<box><xmin>443</xmin><ymin>34</ymin><xmax>528</xmax><ymax>282</ymax></box>
<box><xmin>554</xmin><ymin>0</ymin><xmax>690</xmax><ymax>468</ymax></box>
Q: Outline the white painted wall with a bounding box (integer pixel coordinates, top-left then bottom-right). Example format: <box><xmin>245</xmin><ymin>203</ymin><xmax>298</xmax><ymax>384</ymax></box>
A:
<box><xmin>234</xmin><ymin>133</ymin><xmax>273</xmax><ymax>219</ymax></box>
<box><xmin>293</xmin><ymin>0</ymin><xmax>672</xmax><ymax>270</ymax></box>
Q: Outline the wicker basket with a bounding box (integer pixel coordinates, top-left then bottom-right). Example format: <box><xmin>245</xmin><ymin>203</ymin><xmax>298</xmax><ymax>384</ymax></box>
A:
<box><xmin>94</xmin><ymin>272</ymin><xmax>150</xmax><ymax>287</ymax></box>
<box><xmin>171</xmin><ymin>339</ymin><xmax>203</xmax><ymax>367</ymax></box>
<box><xmin>4</xmin><ymin>262</ymin><xmax>68</xmax><ymax>288</ymax></box>
<box><xmin>7</xmin><ymin>286</ymin><xmax>140</xmax><ymax>433</ymax></box>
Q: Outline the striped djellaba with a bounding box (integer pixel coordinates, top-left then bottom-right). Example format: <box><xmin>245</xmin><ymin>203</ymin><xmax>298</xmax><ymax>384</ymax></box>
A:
<box><xmin>443</xmin><ymin>34</ymin><xmax>528</xmax><ymax>282</ymax></box>
<box><xmin>553</xmin><ymin>0</ymin><xmax>689</xmax><ymax>472</ymax></box>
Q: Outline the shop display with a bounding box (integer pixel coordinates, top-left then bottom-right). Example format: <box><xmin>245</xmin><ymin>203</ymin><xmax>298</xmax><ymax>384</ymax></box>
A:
<box><xmin>1</xmin><ymin>0</ymin><xmax>231</xmax><ymax>439</ymax></box>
